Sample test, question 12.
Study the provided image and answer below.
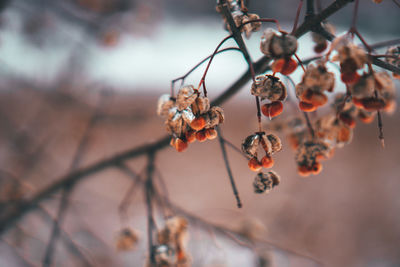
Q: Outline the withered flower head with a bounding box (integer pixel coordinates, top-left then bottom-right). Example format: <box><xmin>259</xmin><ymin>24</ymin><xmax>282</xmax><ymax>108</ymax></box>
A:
<box><xmin>253</xmin><ymin>171</ymin><xmax>280</xmax><ymax>194</ymax></box>
<box><xmin>251</xmin><ymin>75</ymin><xmax>287</xmax><ymax>102</ymax></box>
<box><xmin>296</xmin><ymin>140</ymin><xmax>331</xmax><ymax>177</ymax></box>
<box><xmin>385</xmin><ymin>46</ymin><xmax>400</xmax><ymax>79</ymax></box>
<box><xmin>260</xmin><ymin>29</ymin><xmax>298</xmax><ymax>58</ymax></box>
<box><xmin>241</xmin><ymin>13</ymin><xmax>262</xmax><ymax>39</ymax></box>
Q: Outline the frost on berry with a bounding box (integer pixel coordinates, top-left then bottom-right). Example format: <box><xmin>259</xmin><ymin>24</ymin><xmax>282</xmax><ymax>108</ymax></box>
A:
<box><xmin>251</xmin><ymin>75</ymin><xmax>287</xmax><ymax>101</ymax></box>
<box><xmin>296</xmin><ymin>62</ymin><xmax>335</xmax><ymax>111</ymax></box>
<box><xmin>253</xmin><ymin>171</ymin><xmax>280</xmax><ymax>194</ymax></box>
<box><xmin>260</xmin><ymin>29</ymin><xmax>298</xmax><ymax>58</ymax></box>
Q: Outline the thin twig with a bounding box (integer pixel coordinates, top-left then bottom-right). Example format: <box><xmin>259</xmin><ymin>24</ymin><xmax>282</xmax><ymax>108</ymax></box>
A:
<box><xmin>217</xmin><ymin>127</ymin><xmax>242</xmax><ymax>208</ymax></box>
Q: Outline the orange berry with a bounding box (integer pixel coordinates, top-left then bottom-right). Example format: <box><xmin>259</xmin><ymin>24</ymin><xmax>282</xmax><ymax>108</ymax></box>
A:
<box><xmin>311</xmin><ymin>162</ymin><xmax>323</xmax><ymax>175</ymax></box>
<box><xmin>185</xmin><ymin>130</ymin><xmax>196</xmax><ymax>143</ymax></box>
<box><xmin>248</xmin><ymin>157</ymin><xmax>262</xmax><ymax>172</ymax></box>
<box><xmin>298</xmin><ymin>165</ymin><xmax>312</xmax><ymax>177</ymax></box>
<box><xmin>195</xmin><ymin>130</ymin><xmax>207</xmax><ymax>142</ymax></box>
<box><xmin>205</xmin><ymin>128</ymin><xmax>218</xmax><ymax>140</ymax></box>
<box><xmin>358</xmin><ymin>113</ymin><xmax>375</xmax><ymax>124</ymax></box>
<box><xmin>272</xmin><ymin>58</ymin><xmax>298</xmax><ymax>75</ymax></box>
<box><xmin>360</xmin><ymin>97</ymin><xmax>386</xmax><ymax>111</ymax></box>
<box><xmin>341</xmin><ymin>72</ymin><xmax>360</xmax><ymax>84</ymax></box>
<box><xmin>261</xmin><ymin>101</ymin><xmax>284</xmax><ymax>118</ymax></box>
<box><xmin>384</xmin><ymin>100</ymin><xmax>396</xmax><ymax>113</ymax></box>
<box><xmin>190</xmin><ymin>117</ymin><xmax>206</xmax><ymax>131</ymax></box>
<box><xmin>393</xmin><ymin>73</ymin><xmax>400</xmax><ymax>79</ymax></box>
<box><xmin>261</xmin><ymin>155</ymin><xmax>274</xmax><ymax>168</ymax></box>
<box><xmin>337</xmin><ymin>126</ymin><xmax>351</xmax><ymax>142</ymax></box>
<box><xmin>175</xmin><ymin>138</ymin><xmax>188</xmax><ymax>152</ymax></box>
<box><xmin>314</xmin><ymin>42</ymin><xmax>328</xmax><ymax>53</ymax></box>
<box><xmin>339</xmin><ymin>113</ymin><xmax>356</xmax><ymax>128</ymax></box>
<box><xmin>299</xmin><ymin>101</ymin><xmax>316</xmax><ymax>112</ymax></box>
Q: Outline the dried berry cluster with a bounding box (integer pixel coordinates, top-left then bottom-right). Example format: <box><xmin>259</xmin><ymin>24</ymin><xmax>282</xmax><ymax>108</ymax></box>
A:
<box><xmin>253</xmin><ymin>171</ymin><xmax>280</xmax><ymax>194</ymax></box>
<box><xmin>157</xmin><ymin>86</ymin><xmax>224</xmax><ymax>152</ymax></box>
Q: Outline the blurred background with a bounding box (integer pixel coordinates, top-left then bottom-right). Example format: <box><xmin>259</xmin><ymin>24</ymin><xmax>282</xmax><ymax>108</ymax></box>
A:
<box><xmin>0</xmin><ymin>0</ymin><xmax>399</xmax><ymax>266</ymax></box>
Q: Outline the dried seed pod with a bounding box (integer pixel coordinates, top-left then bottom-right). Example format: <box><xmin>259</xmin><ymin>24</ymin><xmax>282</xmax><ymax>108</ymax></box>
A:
<box><xmin>332</xmin><ymin>43</ymin><xmax>368</xmax><ymax>84</ymax></box>
<box><xmin>242</xmin><ymin>134</ymin><xmax>260</xmax><ymax>158</ymax></box>
<box><xmin>312</xmin><ymin>22</ymin><xmax>335</xmax><ymax>53</ymax></box>
<box><xmin>115</xmin><ymin>228</ymin><xmax>138</xmax><ymax>251</ymax></box>
<box><xmin>261</xmin><ymin>101</ymin><xmax>284</xmax><ymax>118</ymax></box>
<box><xmin>207</xmin><ymin>106</ymin><xmax>225</xmax><ymax>128</ymax></box>
<box><xmin>260</xmin><ymin>134</ymin><xmax>272</xmax><ymax>155</ymax></box>
<box><xmin>157</xmin><ymin>94</ymin><xmax>175</xmax><ymax>117</ymax></box>
<box><xmin>385</xmin><ymin>46</ymin><xmax>400</xmax><ymax>77</ymax></box>
<box><xmin>191</xmin><ymin>96</ymin><xmax>210</xmax><ymax>115</ymax></box>
<box><xmin>339</xmin><ymin>112</ymin><xmax>356</xmax><ymax>128</ymax></box>
<box><xmin>266</xmin><ymin>134</ymin><xmax>282</xmax><ymax>153</ymax></box>
<box><xmin>300</xmin><ymin>62</ymin><xmax>335</xmax><ymax>93</ymax></box>
<box><xmin>349</xmin><ymin>73</ymin><xmax>375</xmax><ymax>98</ymax></box>
<box><xmin>242</xmin><ymin>13</ymin><xmax>262</xmax><ymax>39</ymax></box>
<box><xmin>251</xmin><ymin>75</ymin><xmax>287</xmax><ymax>101</ymax></box>
<box><xmin>176</xmin><ymin>85</ymin><xmax>198</xmax><ymax>111</ymax></box>
<box><xmin>260</xmin><ymin>29</ymin><xmax>298</xmax><ymax>58</ymax></box>
<box><xmin>248</xmin><ymin>157</ymin><xmax>262</xmax><ymax>172</ymax></box>
<box><xmin>253</xmin><ymin>171</ymin><xmax>280</xmax><ymax>194</ymax></box>
<box><xmin>358</xmin><ymin>109</ymin><xmax>375</xmax><ymax>124</ymax></box>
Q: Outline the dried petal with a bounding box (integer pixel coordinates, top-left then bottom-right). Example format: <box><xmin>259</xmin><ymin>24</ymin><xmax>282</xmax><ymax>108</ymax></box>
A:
<box><xmin>157</xmin><ymin>94</ymin><xmax>175</xmax><ymax>117</ymax></box>
<box><xmin>176</xmin><ymin>85</ymin><xmax>198</xmax><ymax>111</ymax></box>
<box><xmin>251</xmin><ymin>75</ymin><xmax>287</xmax><ymax>101</ymax></box>
<box><xmin>242</xmin><ymin>134</ymin><xmax>260</xmax><ymax>158</ymax></box>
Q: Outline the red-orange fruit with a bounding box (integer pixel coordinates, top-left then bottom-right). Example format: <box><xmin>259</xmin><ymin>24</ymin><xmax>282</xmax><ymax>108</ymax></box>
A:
<box><xmin>341</xmin><ymin>72</ymin><xmax>360</xmax><ymax>84</ymax></box>
<box><xmin>339</xmin><ymin>113</ymin><xmax>356</xmax><ymax>128</ymax></box>
<box><xmin>299</xmin><ymin>101</ymin><xmax>316</xmax><ymax>112</ymax></box>
<box><xmin>393</xmin><ymin>73</ymin><xmax>400</xmax><ymax>79</ymax></box>
<box><xmin>311</xmin><ymin>162</ymin><xmax>323</xmax><ymax>175</ymax></box>
<box><xmin>298</xmin><ymin>165</ymin><xmax>312</xmax><ymax>177</ymax></box>
<box><xmin>185</xmin><ymin>130</ymin><xmax>196</xmax><ymax>143</ymax></box>
<box><xmin>288</xmin><ymin>134</ymin><xmax>300</xmax><ymax>150</ymax></box>
<box><xmin>337</xmin><ymin>126</ymin><xmax>351</xmax><ymax>142</ymax></box>
<box><xmin>272</xmin><ymin>58</ymin><xmax>298</xmax><ymax>75</ymax></box>
<box><xmin>384</xmin><ymin>100</ymin><xmax>396</xmax><ymax>113</ymax></box>
<box><xmin>314</xmin><ymin>42</ymin><xmax>328</xmax><ymax>53</ymax></box>
<box><xmin>360</xmin><ymin>97</ymin><xmax>386</xmax><ymax>111</ymax></box>
<box><xmin>195</xmin><ymin>130</ymin><xmax>207</xmax><ymax>142</ymax></box>
<box><xmin>248</xmin><ymin>157</ymin><xmax>262</xmax><ymax>172</ymax></box>
<box><xmin>261</xmin><ymin>101</ymin><xmax>284</xmax><ymax>118</ymax></box>
<box><xmin>190</xmin><ymin>117</ymin><xmax>206</xmax><ymax>131</ymax></box>
<box><xmin>175</xmin><ymin>138</ymin><xmax>188</xmax><ymax>152</ymax></box>
<box><xmin>261</xmin><ymin>155</ymin><xmax>274</xmax><ymax>168</ymax></box>
<box><xmin>205</xmin><ymin>128</ymin><xmax>218</xmax><ymax>140</ymax></box>
<box><xmin>358</xmin><ymin>113</ymin><xmax>375</xmax><ymax>124</ymax></box>
<box><xmin>352</xmin><ymin>97</ymin><xmax>363</xmax><ymax>108</ymax></box>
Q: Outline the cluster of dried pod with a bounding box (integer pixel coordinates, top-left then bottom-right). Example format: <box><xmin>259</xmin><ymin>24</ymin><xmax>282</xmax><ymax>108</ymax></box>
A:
<box><xmin>157</xmin><ymin>86</ymin><xmax>224</xmax><ymax>152</ymax></box>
